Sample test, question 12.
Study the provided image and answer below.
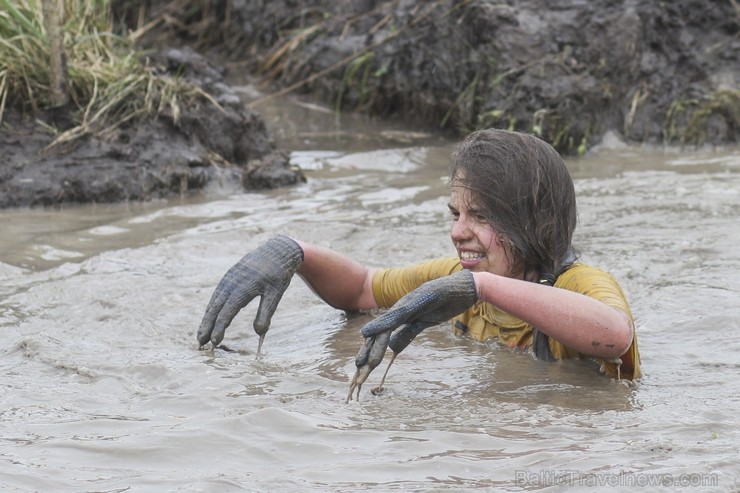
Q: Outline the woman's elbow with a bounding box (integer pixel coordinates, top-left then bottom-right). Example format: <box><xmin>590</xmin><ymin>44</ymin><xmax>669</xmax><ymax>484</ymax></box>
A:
<box><xmin>606</xmin><ymin>313</ymin><xmax>635</xmax><ymax>358</ymax></box>
<box><xmin>584</xmin><ymin>310</ymin><xmax>634</xmax><ymax>359</ymax></box>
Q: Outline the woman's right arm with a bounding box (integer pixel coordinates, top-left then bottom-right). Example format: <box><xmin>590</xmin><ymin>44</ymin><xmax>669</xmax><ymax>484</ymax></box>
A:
<box><xmin>295</xmin><ymin>240</ymin><xmax>379</xmax><ymax>312</ymax></box>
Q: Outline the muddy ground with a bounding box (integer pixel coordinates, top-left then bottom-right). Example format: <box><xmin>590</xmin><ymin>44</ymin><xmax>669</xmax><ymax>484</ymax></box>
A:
<box><xmin>0</xmin><ymin>47</ymin><xmax>305</xmax><ymax>208</ymax></box>
<box><xmin>221</xmin><ymin>0</ymin><xmax>738</xmax><ymax>149</ymax></box>
<box><xmin>1</xmin><ymin>0</ymin><xmax>737</xmax><ymax>208</ymax></box>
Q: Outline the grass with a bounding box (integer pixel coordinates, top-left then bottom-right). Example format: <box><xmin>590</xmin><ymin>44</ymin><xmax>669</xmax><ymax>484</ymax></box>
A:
<box><xmin>664</xmin><ymin>89</ymin><xmax>740</xmax><ymax>147</ymax></box>
<box><xmin>0</xmin><ymin>0</ymin><xmax>212</xmax><ymax>150</ymax></box>
<box><xmin>334</xmin><ymin>51</ymin><xmax>376</xmax><ymax>119</ymax></box>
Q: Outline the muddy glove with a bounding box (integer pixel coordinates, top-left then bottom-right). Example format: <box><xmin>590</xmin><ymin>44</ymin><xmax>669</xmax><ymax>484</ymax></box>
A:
<box><xmin>346</xmin><ymin>269</ymin><xmax>478</xmax><ymax>401</ymax></box>
<box><xmin>197</xmin><ymin>235</ymin><xmax>304</xmax><ymax>351</ymax></box>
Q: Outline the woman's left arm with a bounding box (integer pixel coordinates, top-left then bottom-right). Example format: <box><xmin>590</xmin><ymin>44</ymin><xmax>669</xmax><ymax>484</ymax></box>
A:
<box><xmin>471</xmin><ymin>272</ymin><xmax>634</xmax><ymax>359</ymax></box>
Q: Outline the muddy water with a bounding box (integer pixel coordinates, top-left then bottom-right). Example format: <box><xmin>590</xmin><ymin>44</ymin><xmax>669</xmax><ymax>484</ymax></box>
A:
<box><xmin>1</xmin><ymin>94</ymin><xmax>739</xmax><ymax>493</ymax></box>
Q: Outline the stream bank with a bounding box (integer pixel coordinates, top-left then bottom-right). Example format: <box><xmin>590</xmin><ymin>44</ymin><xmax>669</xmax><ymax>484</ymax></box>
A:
<box><xmin>1</xmin><ymin>0</ymin><xmax>737</xmax><ymax>208</ymax></box>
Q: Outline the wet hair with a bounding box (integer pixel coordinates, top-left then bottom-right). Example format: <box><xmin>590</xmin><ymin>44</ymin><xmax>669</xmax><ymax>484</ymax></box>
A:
<box><xmin>449</xmin><ymin>128</ymin><xmax>578</xmax><ymax>280</ymax></box>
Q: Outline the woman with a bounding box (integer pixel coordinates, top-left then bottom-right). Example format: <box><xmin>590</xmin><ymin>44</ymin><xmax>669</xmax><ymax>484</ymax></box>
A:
<box><xmin>197</xmin><ymin>129</ymin><xmax>641</xmax><ymax>400</ymax></box>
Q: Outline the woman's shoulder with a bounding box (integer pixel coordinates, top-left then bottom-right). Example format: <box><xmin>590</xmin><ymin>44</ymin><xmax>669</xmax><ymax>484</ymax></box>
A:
<box><xmin>556</xmin><ymin>262</ymin><xmax>632</xmax><ymax>312</ymax></box>
<box><xmin>377</xmin><ymin>257</ymin><xmax>461</xmax><ymax>278</ymax></box>
<box><xmin>372</xmin><ymin>257</ymin><xmax>461</xmax><ymax>307</ymax></box>
<box><xmin>558</xmin><ymin>262</ymin><xmax>620</xmax><ymax>283</ymax></box>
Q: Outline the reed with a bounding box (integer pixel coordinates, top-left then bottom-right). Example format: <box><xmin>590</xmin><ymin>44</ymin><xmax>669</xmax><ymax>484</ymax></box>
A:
<box><xmin>0</xmin><ymin>0</ymin><xmax>205</xmax><ymax>149</ymax></box>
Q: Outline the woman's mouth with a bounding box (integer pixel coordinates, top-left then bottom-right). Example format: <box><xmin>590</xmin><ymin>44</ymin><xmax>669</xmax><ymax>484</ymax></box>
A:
<box><xmin>459</xmin><ymin>250</ymin><xmax>485</xmax><ymax>267</ymax></box>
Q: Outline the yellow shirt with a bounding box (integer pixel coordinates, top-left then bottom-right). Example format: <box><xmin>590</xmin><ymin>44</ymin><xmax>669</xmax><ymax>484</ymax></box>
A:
<box><xmin>372</xmin><ymin>258</ymin><xmax>641</xmax><ymax>380</ymax></box>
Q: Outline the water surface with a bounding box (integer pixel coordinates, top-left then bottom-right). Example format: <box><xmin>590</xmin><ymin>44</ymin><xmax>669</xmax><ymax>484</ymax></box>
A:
<box><xmin>1</xmin><ymin>94</ymin><xmax>739</xmax><ymax>492</ymax></box>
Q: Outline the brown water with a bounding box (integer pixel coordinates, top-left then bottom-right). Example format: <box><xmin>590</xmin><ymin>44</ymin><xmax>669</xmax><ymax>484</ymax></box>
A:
<box><xmin>1</xmin><ymin>92</ymin><xmax>739</xmax><ymax>492</ymax></box>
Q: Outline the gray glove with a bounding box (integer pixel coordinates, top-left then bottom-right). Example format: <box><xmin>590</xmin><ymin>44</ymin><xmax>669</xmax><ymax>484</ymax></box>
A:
<box><xmin>347</xmin><ymin>269</ymin><xmax>478</xmax><ymax>401</ymax></box>
<box><xmin>197</xmin><ymin>235</ymin><xmax>304</xmax><ymax>350</ymax></box>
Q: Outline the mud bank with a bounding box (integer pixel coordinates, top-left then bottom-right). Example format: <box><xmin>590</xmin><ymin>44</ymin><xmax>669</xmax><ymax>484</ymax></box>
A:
<box><xmin>220</xmin><ymin>0</ymin><xmax>738</xmax><ymax>153</ymax></box>
<box><xmin>0</xmin><ymin>48</ymin><xmax>304</xmax><ymax>208</ymax></box>
<box><xmin>2</xmin><ymin>0</ymin><xmax>737</xmax><ymax>208</ymax></box>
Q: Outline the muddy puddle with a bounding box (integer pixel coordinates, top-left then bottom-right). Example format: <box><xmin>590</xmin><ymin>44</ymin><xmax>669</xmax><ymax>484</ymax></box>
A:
<box><xmin>1</xmin><ymin>92</ymin><xmax>739</xmax><ymax>491</ymax></box>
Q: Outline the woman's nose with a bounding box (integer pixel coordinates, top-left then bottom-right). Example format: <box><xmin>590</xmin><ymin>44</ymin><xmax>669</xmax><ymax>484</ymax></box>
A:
<box><xmin>450</xmin><ymin>215</ymin><xmax>471</xmax><ymax>241</ymax></box>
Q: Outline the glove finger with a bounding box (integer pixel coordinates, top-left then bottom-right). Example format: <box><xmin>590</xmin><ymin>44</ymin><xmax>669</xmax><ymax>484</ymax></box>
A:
<box><xmin>354</xmin><ymin>335</ymin><xmax>376</xmax><ymax>368</ymax></box>
<box><xmin>355</xmin><ymin>330</ymin><xmax>391</xmax><ymax>369</ymax></box>
<box><xmin>361</xmin><ymin>302</ymin><xmax>419</xmax><ymax>338</ymax></box>
<box><xmin>389</xmin><ymin>320</ymin><xmax>436</xmax><ymax>355</ymax></box>
<box><xmin>196</xmin><ymin>288</ymin><xmax>229</xmax><ymax>346</ymax></box>
<box><xmin>210</xmin><ymin>291</ymin><xmax>259</xmax><ymax>346</ymax></box>
<box><xmin>253</xmin><ymin>288</ymin><xmax>286</xmax><ymax>337</ymax></box>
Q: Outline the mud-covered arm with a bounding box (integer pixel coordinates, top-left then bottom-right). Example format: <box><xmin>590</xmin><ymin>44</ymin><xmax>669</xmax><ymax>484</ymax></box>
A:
<box><xmin>472</xmin><ymin>272</ymin><xmax>633</xmax><ymax>359</ymax></box>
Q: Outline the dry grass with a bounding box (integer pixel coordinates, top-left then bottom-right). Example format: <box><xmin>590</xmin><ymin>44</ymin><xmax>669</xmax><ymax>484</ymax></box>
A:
<box><xmin>0</xmin><ymin>0</ymin><xmax>209</xmax><ymax>150</ymax></box>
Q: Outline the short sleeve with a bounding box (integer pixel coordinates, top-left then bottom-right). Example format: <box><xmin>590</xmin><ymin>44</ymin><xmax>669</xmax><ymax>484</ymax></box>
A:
<box><xmin>372</xmin><ymin>257</ymin><xmax>461</xmax><ymax>308</ymax></box>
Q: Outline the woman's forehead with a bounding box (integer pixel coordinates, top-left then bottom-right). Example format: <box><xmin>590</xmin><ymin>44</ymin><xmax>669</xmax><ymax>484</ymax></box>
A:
<box><xmin>450</xmin><ymin>185</ymin><xmax>481</xmax><ymax>208</ymax></box>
